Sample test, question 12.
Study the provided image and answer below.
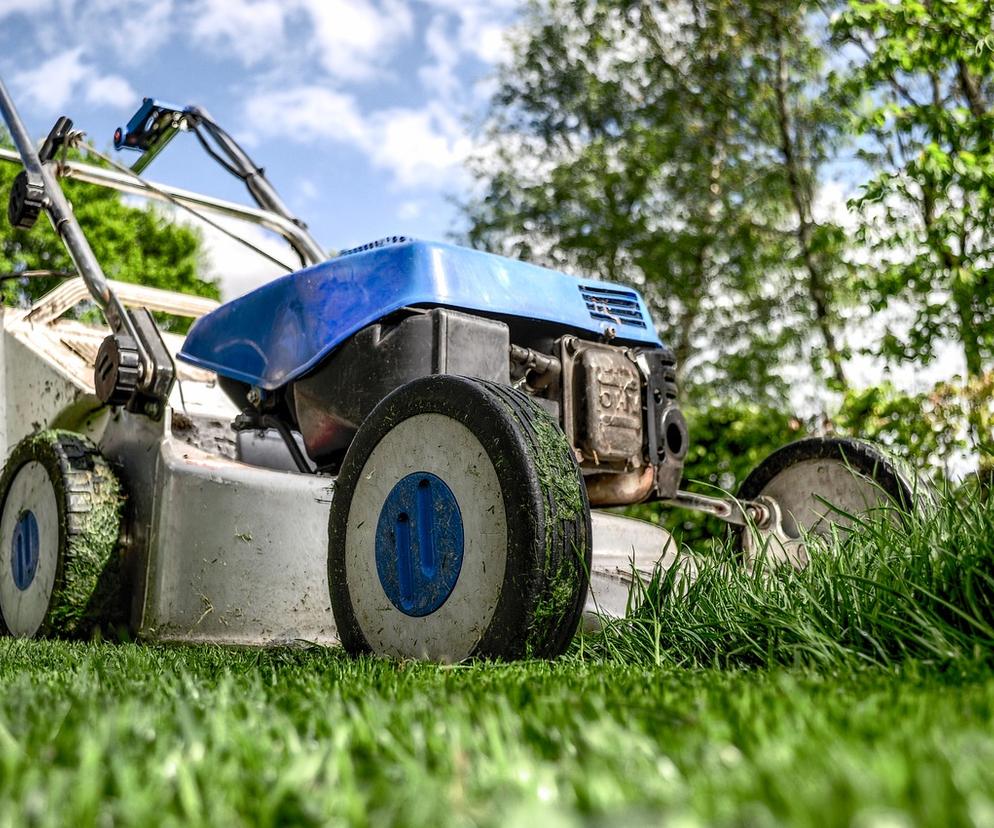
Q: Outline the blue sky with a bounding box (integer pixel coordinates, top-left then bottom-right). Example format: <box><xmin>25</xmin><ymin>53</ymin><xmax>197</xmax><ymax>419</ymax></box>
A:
<box><xmin>0</xmin><ymin>0</ymin><xmax>518</xmax><ymax>296</ymax></box>
<box><xmin>0</xmin><ymin>1</ymin><xmax>975</xmax><ymax>465</ymax></box>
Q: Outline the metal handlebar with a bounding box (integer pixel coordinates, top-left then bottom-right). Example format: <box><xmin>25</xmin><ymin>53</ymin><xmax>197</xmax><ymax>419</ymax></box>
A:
<box><xmin>0</xmin><ymin>147</ymin><xmax>323</xmax><ymax>268</ymax></box>
<box><xmin>0</xmin><ymin>75</ymin><xmax>138</xmax><ymax>344</ymax></box>
<box><xmin>188</xmin><ymin>105</ymin><xmax>326</xmax><ymax>266</ymax></box>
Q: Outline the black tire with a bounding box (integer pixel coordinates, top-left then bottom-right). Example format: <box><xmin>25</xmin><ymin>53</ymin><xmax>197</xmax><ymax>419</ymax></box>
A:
<box><xmin>739</xmin><ymin>437</ymin><xmax>916</xmax><ymax>508</ymax></box>
<box><xmin>0</xmin><ymin>431</ymin><xmax>125</xmax><ymax>638</ymax></box>
<box><xmin>328</xmin><ymin>375</ymin><xmax>592</xmax><ymax>661</ymax></box>
<box><xmin>736</xmin><ymin>437</ymin><xmax>924</xmax><ymax>559</ymax></box>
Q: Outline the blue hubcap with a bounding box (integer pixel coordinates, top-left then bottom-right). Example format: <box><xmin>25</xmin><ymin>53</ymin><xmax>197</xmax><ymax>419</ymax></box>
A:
<box><xmin>375</xmin><ymin>472</ymin><xmax>464</xmax><ymax>617</ymax></box>
<box><xmin>11</xmin><ymin>510</ymin><xmax>39</xmax><ymax>591</ymax></box>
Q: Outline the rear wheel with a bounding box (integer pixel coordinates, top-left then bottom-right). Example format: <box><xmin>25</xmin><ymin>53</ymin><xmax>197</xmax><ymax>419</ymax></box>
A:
<box><xmin>737</xmin><ymin>437</ymin><xmax>922</xmax><ymax>568</ymax></box>
<box><xmin>0</xmin><ymin>431</ymin><xmax>124</xmax><ymax>638</ymax></box>
<box><xmin>328</xmin><ymin>375</ymin><xmax>591</xmax><ymax>661</ymax></box>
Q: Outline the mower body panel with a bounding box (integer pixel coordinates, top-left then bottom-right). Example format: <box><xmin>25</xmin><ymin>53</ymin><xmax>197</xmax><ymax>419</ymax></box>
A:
<box><xmin>116</xmin><ymin>423</ymin><xmax>676</xmax><ymax>645</ymax></box>
<box><xmin>1</xmin><ymin>280</ymin><xmax>683</xmax><ymax>645</ymax></box>
<box><xmin>122</xmin><ymin>419</ymin><xmax>340</xmax><ymax>645</ymax></box>
<box><xmin>178</xmin><ymin>239</ymin><xmax>662</xmax><ymax>390</ymax></box>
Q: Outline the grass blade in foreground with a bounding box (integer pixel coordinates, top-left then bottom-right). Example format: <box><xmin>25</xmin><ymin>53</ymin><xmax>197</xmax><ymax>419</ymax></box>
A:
<box><xmin>2</xmin><ymin>643</ymin><xmax>994</xmax><ymax>826</ymax></box>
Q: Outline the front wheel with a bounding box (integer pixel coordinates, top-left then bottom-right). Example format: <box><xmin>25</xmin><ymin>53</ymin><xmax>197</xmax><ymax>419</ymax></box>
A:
<box><xmin>737</xmin><ymin>437</ymin><xmax>926</xmax><ymax>568</ymax></box>
<box><xmin>328</xmin><ymin>375</ymin><xmax>591</xmax><ymax>661</ymax></box>
<box><xmin>0</xmin><ymin>431</ymin><xmax>124</xmax><ymax>638</ymax></box>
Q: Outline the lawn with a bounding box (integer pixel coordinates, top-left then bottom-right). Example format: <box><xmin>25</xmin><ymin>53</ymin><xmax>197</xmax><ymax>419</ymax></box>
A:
<box><xmin>2</xmin><ymin>644</ymin><xmax>994</xmax><ymax>827</ymax></box>
<box><xmin>1</xmin><ymin>489</ymin><xmax>992</xmax><ymax>827</ymax></box>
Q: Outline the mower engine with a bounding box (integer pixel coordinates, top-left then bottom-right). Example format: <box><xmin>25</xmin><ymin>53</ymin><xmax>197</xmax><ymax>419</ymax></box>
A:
<box><xmin>182</xmin><ymin>237</ymin><xmax>688</xmax><ymax>508</ymax></box>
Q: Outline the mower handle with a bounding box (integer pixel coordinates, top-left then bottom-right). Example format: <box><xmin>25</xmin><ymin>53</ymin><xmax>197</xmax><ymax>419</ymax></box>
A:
<box><xmin>0</xmin><ymin>75</ymin><xmax>140</xmax><ymax>346</ymax></box>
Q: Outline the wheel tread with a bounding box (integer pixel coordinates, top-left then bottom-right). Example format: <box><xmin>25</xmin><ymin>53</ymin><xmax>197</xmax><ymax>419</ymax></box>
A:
<box><xmin>329</xmin><ymin>375</ymin><xmax>592</xmax><ymax>661</ymax></box>
<box><xmin>0</xmin><ymin>431</ymin><xmax>124</xmax><ymax>638</ymax></box>
<box><xmin>474</xmin><ymin>380</ymin><xmax>591</xmax><ymax>657</ymax></box>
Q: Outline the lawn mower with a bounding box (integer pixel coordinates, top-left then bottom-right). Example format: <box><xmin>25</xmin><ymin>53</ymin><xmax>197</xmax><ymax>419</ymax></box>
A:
<box><xmin>0</xmin><ymin>77</ymin><xmax>920</xmax><ymax>660</ymax></box>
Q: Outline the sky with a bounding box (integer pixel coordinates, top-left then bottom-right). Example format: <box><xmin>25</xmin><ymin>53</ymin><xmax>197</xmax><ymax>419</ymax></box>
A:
<box><xmin>0</xmin><ymin>0</ymin><xmax>973</xmax><ymax>460</ymax></box>
<box><xmin>0</xmin><ymin>0</ymin><xmax>518</xmax><ymax>296</ymax></box>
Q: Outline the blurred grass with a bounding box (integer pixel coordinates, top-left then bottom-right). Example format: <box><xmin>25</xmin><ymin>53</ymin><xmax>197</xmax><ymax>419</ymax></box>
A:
<box><xmin>3</xmin><ymin>644</ymin><xmax>994</xmax><ymax>827</ymax></box>
<box><xmin>1</xmin><ymin>487</ymin><xmax>992</xmax><ymax>826</ymax></box>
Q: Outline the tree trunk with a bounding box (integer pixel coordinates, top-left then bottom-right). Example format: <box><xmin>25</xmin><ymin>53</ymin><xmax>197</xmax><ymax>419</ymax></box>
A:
<box><xmin>672</xmin><ymin>0</ymin><xmax>728</xmax><ymax>395</ymax></box>
<box><xmin>770</xmin><ymin>13</ymin><xmax>848</xmax><ymax>390</ymax></box>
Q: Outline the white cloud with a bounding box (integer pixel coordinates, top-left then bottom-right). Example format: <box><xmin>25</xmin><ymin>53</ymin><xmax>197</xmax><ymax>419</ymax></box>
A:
<box><xmin>186</xmin><ymin>0</ymin><xmax>512</xmax><ymax>87</ymax></box>
<box><xmin>418</xmin><ymin>14</ymin><xmax>459</xmax><ymax>101</ymax></box>
<box><xmin>12</xmin><ymin>48</ymin><xmax>137</xmax><ymax>112</ymax></box>
<box><xmin>75</xmin><ymin>0</ymin><xmax>176</xmax><ymax>63</ymax></box>
<box><xmin>365</xmin><ymin>104</ymin><xmax>471</xmax><ymax>187</ymax></box>
<box><xmin>189</xmin><ymin>0</ymin><xmax>291</xmax><ymax>66</ymax></box>
<box><xmin>0</xmin><ymin>0</ymin><xmax>54</xmax><ymax>19</ymax></box>
<box><xmin>2</xmin><ymin>0</ymin><xmax>519</xmax><ymax>239</ymax></box>
<box><xmin>84</xmin><ymin>74</ymin><xmax>138</xmax><ymax>109</ymax></box>
<box><xmin>187</xmin><ymin>0</ymin><xmax>414</xmax><ymax>79</ymax></box>
<box><xmin>301</xmin><ymin>0</ymin><xmax>414</xmax><ymax>80</ymax></box>
<box><xmin>245</xmin><ymin>86</ymin><xmax>472</xmax><ymax>189</ymax></box>
<box><xmin>418</xmin><ymin>0</ymin><xmax>517</xmax><ymax>64</ymax></box>
<box><xmin>4</xmin><ymin>0</ymin><xmax>518</xmax><ymax>192</ymax></box>
<box><xmin>12</xmin><ymin>49</ymin><xmax>90</xmax><ymax>111</ymax></box>
<box><xmin>245</xmin><ymin>86</ymin><xmax>366</xmax><ymax>144</ymax></box>
<box><xmin>1</xmin><ymin>0</ymin><xmax>175</xmax><ymax>63</ymax></box>
<box><xmin>397</xmin><ymin>200</ymin><xmax>423</xmax><ymax>221</ymax></box>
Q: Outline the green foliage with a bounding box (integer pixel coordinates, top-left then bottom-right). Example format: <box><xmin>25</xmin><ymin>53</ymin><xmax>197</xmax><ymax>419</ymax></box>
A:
<box><xmin>627</xmin><ymin>401</ymin><xmax>805</xmax><ymax>545</ymax></box>
<box><xmin>0</xmin><ymin>138</ymin><xmax>218</xmax><ymax>332</ymax></box>
<box><xmin>465</xmin><ymin>0</ymin><xmax>852</xmax><ymax>403</ymax></box>
<box><xmin>832</xmin><ymin>1</ymin><xmax>994</xmax><ymax>452</ymax></box>
<box><xmin>466</xmin><ymin>0</ymin><xmax>993</xmax><ymax>474</ymax></box>
<box><xmin>831</xmin><ymin>379</ymin><xmax>991</xmax><ymax>478</ymax></box>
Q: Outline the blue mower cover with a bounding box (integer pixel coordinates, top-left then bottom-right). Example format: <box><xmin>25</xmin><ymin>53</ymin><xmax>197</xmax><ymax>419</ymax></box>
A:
<box><xmin>178</xmin><ymin>238</ymin><xmax>661</xmax><ymax>390</ymax></box>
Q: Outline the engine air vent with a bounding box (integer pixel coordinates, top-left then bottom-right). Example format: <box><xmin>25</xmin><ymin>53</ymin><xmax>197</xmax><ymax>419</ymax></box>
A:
<box><xmin>578</xmin><ymin>284</ymin><xmax>647</xmax><ymax>329</ymax></box>
<box><xmin>338</xmin><ymin>236</ymin><xmax>411</xmax><ymax>257</ymax></box>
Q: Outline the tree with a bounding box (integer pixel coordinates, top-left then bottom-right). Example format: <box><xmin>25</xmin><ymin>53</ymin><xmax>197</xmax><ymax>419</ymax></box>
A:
<box><xmin>1</xmin><ymin>136</ymin><xmax>218</xmax><ymax>332</ymax></box>
<box><xmin>832</xmin><ymin>0</ymin><xmax>994</xmax><ymax>467</ymax></box>
<box><xmin>464</xmin><ymin>0</ymin><xmax>852</xmax><ymax>405</ymax></box>
<box><xmin>742</xmin><ymin>1</ymin><xmax>852</xmax><ymax>389</ymax></box>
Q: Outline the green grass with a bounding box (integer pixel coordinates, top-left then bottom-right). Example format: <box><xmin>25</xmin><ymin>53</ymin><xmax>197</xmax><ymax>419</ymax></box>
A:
<box><xmin>3</xmin><ymin>644</ymin><xmax>994</xmax><ymax>827</ymax></box>
<box><xmin>590</xmin><ymin>485</ymin><xmax>994</xmax><ymax>669</ymax></box>
<box><xmin>1</xmin><ymin>488</ymin><xmax>992</xmax><ymax>826</ymax></box>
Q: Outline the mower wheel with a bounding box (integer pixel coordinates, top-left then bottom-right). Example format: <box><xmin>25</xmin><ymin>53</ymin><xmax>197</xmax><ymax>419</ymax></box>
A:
<box><xmin>737</xmin><ymin>437</ymin><xmax>925</xmax><ymax>568</ymax></box>
<box><xmin>0</xmin><ymin>431</ymin><xmax>124</xmax><ymax>638</ymax></box>
<box><xmin>328</xmin><ymin>375</ymin><xmax>591</xmax><ymax>661</ymax></box>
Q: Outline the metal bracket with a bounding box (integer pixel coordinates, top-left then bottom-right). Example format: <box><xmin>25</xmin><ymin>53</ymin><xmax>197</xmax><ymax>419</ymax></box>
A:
<box><xmin>6</xmin><ymin>168</ymin><xmax>44</xmax><ymax>229</ymax></box>
<box><xmin>664</xmin><ymin>489</ymin><xmax>773</xmax><ymax>528</ymax></box>
<box><xmin>114</xmin><ymin>98</ymin><xmax>189</xmax><ymax>174</ymax></box>
<box><xmin>127</xmin><ymin>308</ymin><xmax>176</xmax><ymax>409</ymax></box>
<box><xmin>38</xmin><ymin>116</ymin><xmax>74</xmax><ymax>164</ymax></box>
<box><xmin>739</xmin><ymin>497</ymin><xmax>809</xmax><ymax>570</ymax></box>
